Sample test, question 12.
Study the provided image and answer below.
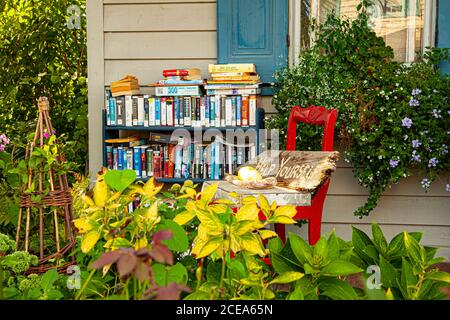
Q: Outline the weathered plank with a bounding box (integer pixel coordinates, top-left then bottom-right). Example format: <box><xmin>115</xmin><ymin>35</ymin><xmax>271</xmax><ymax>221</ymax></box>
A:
<box><xmin>105</xmin><ymin>31</ymin><xmax>217</xmax><ymax>59</ymax></box>
<box><xmin>104</xmin><ymin>3</ymin><xmax>217</xmax><ymax>32</ymax></box>
<box><xmin>321</xmin><ymin>195</ymin><xmax>450</xmax><ymax>226</ymax></box>
<box><xmin>105</xmin><ymin>59</ymin><xmax>216</xmax><ymax>85</ymax></box>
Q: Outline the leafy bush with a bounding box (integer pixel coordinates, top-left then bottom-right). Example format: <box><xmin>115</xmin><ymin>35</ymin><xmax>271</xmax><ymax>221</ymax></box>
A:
<box><xmin>267</xmin><ymin>3</ymin><xmax>450</xmax><ymax>217</ymax></box>
<box><xmin>0</xmin><ymin>0</ymin><xmax>88</xmax><ymax>170</ymax></box>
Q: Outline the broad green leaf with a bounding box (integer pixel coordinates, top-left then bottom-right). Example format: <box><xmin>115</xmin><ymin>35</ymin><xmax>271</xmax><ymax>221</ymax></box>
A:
<box><xmin>379</xmin><ymin>255</ymin><xmax>398</xmax><ymax>288</ymax></box>
<box><xmin>153</xmin><ymin>262</ymin><xmax>188</xmax><ymax>286</ymax></box>
<box><xmin>319</xmin><ymin>278</ymin><xmax>359</xmax><ymax>300</ymax></box>
<box><xmin>400</xmin><ymin>258</ymin><xmax>417</xmax><ymax>298</ymax></box>
<box><xmin>372</xmin><ymin>222</ymin><xmax>388</xmax><ymax>252</ymax></box>
<box><xmin>270</xmin><ymin>271</ymin><xmax>304</xmax><ymax>284</ymax></box>
<box><xmin>313</xmin><ymin>236</ymin><xmax>328</xmax><ymax>261</ymax></box>
<box><xmin>104</xmin><ymin>169</ymin><xmax>136</xmax><ymax>193</ymax></box>
<box><xmin>228</xmin><ymin>259</ymin><xmax>246</xmax><ymax>279</ymax></box>
<box><xmin>103</xmin><ymin>237</ymin><xmax>131</xmax><ymax>250</ymax></box>
<box><xmin>403</xmin><ymin>232</ymin><xmax>423</xmax><ymax>265</ymax></box>
<box><xmin>322</xmin><ymin>260</ymin><xmax>363</xmax><ymax>276</ymax></box>
<box><xmin>81</xmin><ymin>230</ymin><xmax>101</xmax><ymax>253</ymax></box>
<box><xmin>425</xmin><ymin>271</ymin><xmax>450</xmax><ymax>284</ymax></box>
<box><xmin>288</xmin><ymin>286</ymin><xmax>305</xmax><ymax>300</ymax></box>
<box><xmin>40</xmin><ymin>268</ymin><xmax>59</xmax><ymax>292</ymax></box>
<box><xmin>184</xmin><ymin>291</ymin><xmax>210</xmax><ymax>300</ymax></box>
<box><xmin>267</xmin><ymin>237</ymin><xmax>283</xmax><ymax>254</ymax></box>
<box><xmin>327</xmin><ymin>231</ymin><xmax>340</xmax><ymax>261</ymax></box>
<box><xmin>289</xmin><ymin>232</ymin><xmax>313</xmax><ymax>265</ymax></box>
<box><xmin>157</xmin><ymin>220</ymin><xmax>189</xmax><ymax>252</ymax></box>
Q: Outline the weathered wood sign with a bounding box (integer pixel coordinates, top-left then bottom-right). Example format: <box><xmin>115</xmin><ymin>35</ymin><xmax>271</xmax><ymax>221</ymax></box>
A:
<box><xmin>245</xmin><ymin>150</ymin><xmax>340</xmax><ymax>191</ymax></box>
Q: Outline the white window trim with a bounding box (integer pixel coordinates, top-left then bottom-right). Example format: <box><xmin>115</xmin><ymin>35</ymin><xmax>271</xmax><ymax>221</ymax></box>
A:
<box><xmin>289</xmin><ymin>0</ymin><xmax>437</xmax><ymax>65</ymax></box>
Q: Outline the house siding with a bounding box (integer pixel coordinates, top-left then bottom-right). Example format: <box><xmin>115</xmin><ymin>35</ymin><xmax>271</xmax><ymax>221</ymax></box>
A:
<box><xmin>87</xmin><ymin>0</ymin><xmax>450</xmax><ymax>258</ymax></box>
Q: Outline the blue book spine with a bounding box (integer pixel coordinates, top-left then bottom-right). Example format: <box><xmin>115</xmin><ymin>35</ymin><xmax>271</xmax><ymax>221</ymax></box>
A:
<box><xmin>174</xmin><ymin>146</ymin><xmax>182</xmax><ymax>178</ymax></box>
<box><xmin>174</xmin><ymin>97</ymin><xmax>179</xmax><ymax>126</ymax></box>
<box><xmin>236</xmin><ymin>96</ymin><xmax>242</xmax><ymax>126</ymax></box>
<box><xmin>109</xmin><ymin>97</ymin><xmax>116</xmax><ymax>126</ymax></box>
<box><xmin>214</xmin><ymin>141</ymin><xmax>220</xmax><ymax>180</ymax></box>
<box><xmin>210</xmin><ymin>97</ymin><xmax>215</xmax><ymax>127</ymax></box>
<box><xmin>112</xmin><ymin>147</ymin><xmax>118</xmax><ymax>170</ymax></box>
<box><xmin>155</xmin><ymin>98</ymin><xmax>161</xmax><ymax>125</ymax></box>
<box><xmin>205</xmin><ymin>97</ymin><xmax>210</xmax><ymax>127</ymax></box>
<box><xmin>133</xmin><ymin>147</ymin><xmax>142</xmax><ymax>178</ymax></box>
<box><xmin>117</xmin><ymin>147</ymin><xmax>123</xmax><ymax>170</ymax></box>
<box><xmin>210</xmin><ymin>143</ymin><xmax>215</xmax><ymax>179</ymax></box>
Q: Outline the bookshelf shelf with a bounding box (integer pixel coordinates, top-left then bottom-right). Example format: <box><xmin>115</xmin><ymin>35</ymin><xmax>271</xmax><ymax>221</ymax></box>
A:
<box><xmin>102</xmin><ymin>99</ymin><xmax>265</xmax><ymax>184</ymax></box>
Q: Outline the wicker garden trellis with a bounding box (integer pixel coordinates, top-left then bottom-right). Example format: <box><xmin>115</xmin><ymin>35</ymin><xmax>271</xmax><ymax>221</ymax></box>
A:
<box><xmin>15</xmin><ymin>97</ymin><xmax>76</xmax><ymax>273</ymax></box>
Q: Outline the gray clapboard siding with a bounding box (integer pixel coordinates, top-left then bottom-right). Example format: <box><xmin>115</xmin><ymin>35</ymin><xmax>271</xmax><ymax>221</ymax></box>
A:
<box><xmin>105</xmin><ymin>31</ymin><xmax>217</xmax><ymax>59</ymax></box>
<box><xmin>104</xmin><ymin>3</ymin><xmax>217</xmax><ymax>32</ymax></box>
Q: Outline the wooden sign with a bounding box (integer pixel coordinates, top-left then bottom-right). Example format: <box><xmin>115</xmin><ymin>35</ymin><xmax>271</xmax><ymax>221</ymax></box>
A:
<box><xmin>244</xmin><ymin>150</ymin><xmax>339</xmax><ymax>191</ymax></box>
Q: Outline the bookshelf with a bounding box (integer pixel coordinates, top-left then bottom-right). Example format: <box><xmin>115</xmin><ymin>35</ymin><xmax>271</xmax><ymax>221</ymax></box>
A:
<box><xmin>101</xmin><ymin>108</ymin><xmax>265</xmax><ymax>183</ymax></box>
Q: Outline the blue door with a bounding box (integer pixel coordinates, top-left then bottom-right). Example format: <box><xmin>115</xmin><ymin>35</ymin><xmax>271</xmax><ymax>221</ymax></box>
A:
<box><xmin>217</xmin><ymin>0</ymin><xmax>289</xmax><ymax>86</ymax></box>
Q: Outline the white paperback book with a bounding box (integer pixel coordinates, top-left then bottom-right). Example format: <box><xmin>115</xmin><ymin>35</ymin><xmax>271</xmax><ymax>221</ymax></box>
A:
<box><xmin>161</xmin><ymin>98</ymin><xmax>167</xmax><ymax>126</ymax></box>
<box><xmin>125</xmin><ymin>96</ymin><xmax>133</xmax><ymax>127</ymax></box>
<box><xmin>137</xmin><ymin>96</ymin><xmax>145</xmax><ymax>126</ymax></box>
<box><xmin>148</xmin><ymin>97</ymin><xmax>155</xmax><ymax>126</ymax></box>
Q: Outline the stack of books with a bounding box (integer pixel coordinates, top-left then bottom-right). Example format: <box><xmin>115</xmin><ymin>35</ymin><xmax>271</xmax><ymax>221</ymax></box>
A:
<box><xmin>157</xmin><ymin>68</ymin><xmax>203</xmax><ymax>85</ymax></box>
<box><xmin>105</xmin><ymin>134</ymin><xmax>256</xmax><ymax>180</ymax></box>
<box><xmin>110</xmin><ymin>75</ymin><xmax>140</xmax><ymax>97</ymax></box>
<box><xmin>207</xmin><ymin>64</ymin><xmax>260</xmax><ymax>84</ymax></box>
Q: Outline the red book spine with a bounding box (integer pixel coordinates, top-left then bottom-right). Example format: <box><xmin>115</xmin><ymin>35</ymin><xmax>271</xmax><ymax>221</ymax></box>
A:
<box><xmin>241</xmin><ymin>96</ymin><xmax>249</xmax><ymax>126</ymax></box>
<box><xmin>162</xmin><ymin>69</ymin><xmax>189</xmax><ymax>77</ymax></box>
<box><xmin>168</xmin><ymin>144</ymin><xmax>175</xmax><ymax>178</ymax></box>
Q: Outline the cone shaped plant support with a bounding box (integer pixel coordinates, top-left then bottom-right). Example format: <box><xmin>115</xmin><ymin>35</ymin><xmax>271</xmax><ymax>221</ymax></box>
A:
<box><xmin>15</xmin><ymin>97</ymin><xmax>76</xmax><ymax>273</ymax></box>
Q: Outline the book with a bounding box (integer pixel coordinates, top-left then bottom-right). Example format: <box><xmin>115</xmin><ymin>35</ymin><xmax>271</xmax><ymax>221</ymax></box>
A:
<box><xmin>116</xmin><ymin>96</ymin><xmax>125</xmax><ymax>126</ymax></box>
<box><xmin>111</xmin><ymin>89</ymin><xmax>140</xmax><ymax>97</ymax></box>
<box><xmin>210</xmin><ymin>75</ymin><xmax>260</xmax><ymax>82</ymax></box>
<box><xmin>241</xmin><ymin>96</ymin><xmax>249</xmax><ymax>126</ymax></box>
<box><xmin>249</xmin><ymin>95</ymin><xmax>257</xmax><ymax>126</ymax></box>
<box><xmin>206</xmin><ymin>88</ymin><xmax>261</xmax><ymax>96</ymax></box>
<box><xmin>106</xmin><ymin>90</ymin><xmax>111</xmax><ymax>126</ymax></box>
<box><xmin>132</xmin><ymin>96</ymin><xmax>138</xmax><ymax>126</ymax></box>
<box><xmin>208</xmin><ymin>64</ymin><xmax>256</xmax><ymax>74</ymax></box>
<box><xmin>236</xmin><ymin>96</ymin><xmax>242</xmax><ymax>126</ymax></box>
<box><xmin>109</xmin><ymin>96</ymin><xmax>117</xmax><ymax>126</ymax></box>
<box><xmin>161</xmin><ymin>97</ymin><xmax>167</xmax><ymax>126</ymax></box>
<box><xmin>143</xmin><ymin>95</ymin><xmax>149</xmax><ymax>127</ymax></box>
<box><xmin>125</xmin><ymin>96</ymin><xmax>133</xmax><ymax>127</ymax></box>
<box><xmin>155</xmin><ymin>85</ymin><xmax>202</xmax><ymax>96</ymax></box>
<box><xmin>155</xmin><ymin>98</ymin><xmax>161</xmax><ymax>126</ymax></box>
<box><xmin>137</xmin><ymin>96</ymin><xmax>145</xmax><ymax>126</ymax></box>
<box><xmin>133</xmin><ymin>147</ymin><xmax>142</xmax><ymax>178</ymax></box>
<box><xmin>166</xmin><ymin>98</ymin><xmax>174</xmax><ymax>126</ymax></box>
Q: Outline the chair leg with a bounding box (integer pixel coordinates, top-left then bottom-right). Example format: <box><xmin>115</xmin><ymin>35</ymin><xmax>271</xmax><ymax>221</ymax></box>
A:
<box><xmin>274</xmin><ymin>223</ymin><xmax>286</xmax><ymax>243</ymax></box>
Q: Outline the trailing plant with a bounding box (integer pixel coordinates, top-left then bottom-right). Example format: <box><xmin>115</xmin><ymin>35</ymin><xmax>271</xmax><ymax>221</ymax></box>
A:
<box><xmin>351</xmin><ymin>223</ymin><xmax>450</xmax><ymax>300</ymax></box>
<box><xmin>267</xmin><ymin>1</ymin><xmax>450</xmax><ymax>217</ymax></box>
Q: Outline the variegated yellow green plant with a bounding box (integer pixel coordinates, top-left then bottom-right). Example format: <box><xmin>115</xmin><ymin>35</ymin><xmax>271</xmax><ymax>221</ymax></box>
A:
<box><xmin>173</xmin><ymin>183</ymin><xmax>297</xmax><ymax>259</ymax></box>
<box><xmin>73</xmin><ymin>169</ymin><xmax>163</xmax><ymax>254</ymax></box>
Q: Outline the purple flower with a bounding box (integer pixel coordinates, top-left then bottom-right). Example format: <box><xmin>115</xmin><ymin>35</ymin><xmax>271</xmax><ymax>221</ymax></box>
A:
<box><xmin>425</xmin><ymin>147</ymin><xmax>432</xmax><ymax>152</ymax></box>
<box><xmin>441</xmin><ymin>144</ymin><xmax>448</xmax><ymax>155</ymax></box>
<box><xmin>401</xmin><ymin>117</ymin><xmax>412</xmax><ymax>128</ymax></box>
<box><xmin>428</xmin><ymin>157</ymin><xmax>438</xmax><ymax>167</ymax></box>
<box><xmin>389</xmin><ymin>159</ymin><xmax>399</xmax><ymax>168</ymax></box>
<box><xmin>0</xmin><ymin>144</ymin><xmax>4</xmax><ymax>152</ymax></box>
<box><xmin>409</xmin><ymin>99</ymin><xmax>419</xmax><ymax>107</ymax></box>
<box><xmin>412</xmin><ymin>140</ymin><xmax>421</xmax><ymax>148</ymax></box>
<box><xmin>411</xmin><ymin>150</ymin><xmax>421</xmax><ymax>162</ymax></box>
<box><xmin>421</xmin><ymin>178</ymin><xmax>431</xmax><ymax>189</ymax></box>
<box><xmin>446</xmin><ymin>184</ymin><xmax>450</xmax><ymax>192</ymax></box>
<box><xmin>432</xmin><ymin>109</ymin><xmax>442</xmax><ymax>118</ymax></box>
<box><xmin>411</xmin><ymin>88</ymin><xmax>421</xmax><ymax>96</ymax></box>
<box><xmin>43</xmin><ymin>132</ymin><xmax>50</xmax><ymax>139</ymax></box>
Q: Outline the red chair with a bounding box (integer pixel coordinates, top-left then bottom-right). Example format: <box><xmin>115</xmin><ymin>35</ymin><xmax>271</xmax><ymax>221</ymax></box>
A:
<box><xmin>274</xmin><ymin>106</ymin><xmax>338</xmax><ymax>245</ymax></box>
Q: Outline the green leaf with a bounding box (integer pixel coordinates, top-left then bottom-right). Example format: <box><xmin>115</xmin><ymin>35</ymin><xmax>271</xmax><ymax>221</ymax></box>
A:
<box><xmin>322</xmin><ymin>260</ymin><xmax>363</xmax><ymax>276</ymax></box>
<box><xmin>352</xmin><ymin>226</ymin><xmax>374</xmax><ymax>263</ymax></box>
<box><xmin>400</xmin><ymin>258</ymin><xmax>417</xmax><ymax>298</ymax></box>
<box><xmin>267</xmin><ymin>237</ymin><xmax>283</xmax><ymax>254</ymax></box>
<box><xmin>152</xmin><ymin>262</ymin><xmax>188</xmax><ymax>286</ymax></box>
<box><xmin>425</xmin><ymin>271</ymin><xmax>450</xmax><ymax>284</ymax></box>
<box><xmin>184</xmin><ymin>291</ymin><xmax>210</xmax><ymax>300</ymax></box>
<box><xmin>288</xmin><ymin>286</ymin><xmax>305</xmax><ymax>300</ymax></box>
<box><xmin>319</xmin><ymin>278</ymin><xmax>359</xmax><ymax>300</ymax></box>
<box><xmin>289</xmin><ymin>232</ymin><xmax>313</xmax><ymax>265</ymax></box>
<box><xmin>313</xmin><ymin>236</ymin><xmax>328</xmax><ymax>261</ymax></box>
<box><xmin>362</xmin><ymin>245</ymin><xmax>380</xmax><ymax>264</ymax></box>
<box><xmin>327</xmin><ymin>231</ymin><xmax>340</xmax><ymax>261</ymax></box>
<box><xmin>403</xmin><ymin>232</ymin><xmax>423</xmax><ymax>265</ymax></box>
<box><xmin>270</xmin><ymin>271</ymin><xmax>304</xmax><ymax>284</ymax></box>
<box><xmin>371</xmin><ymin>223</ymin><xmax>388</xmax><ymax>252</ymax></box>
<box><xmin>40</xmin><ymin>268</ymin><xmax>59</xmax><ymax>292</ymax></box>
<box><xmin>104</xmin><ymin>169</ymin><xmax>136</xmax><ymax>193</ymax></box>
<box><xmin>379</xmin><ymin>255</ymin><xmax>398</xmax><ymax>288</ymax></box>
<box><xmin>104</xmin><ymin>237</ymin><xmax>131</xmax><ymax>250</ymax></box>
<box><xmin>157</xmin><ymin>220</ymin><xmax>189</xmax><ymax>252</ymax></box>
<box><xmin>206</xmin><ymin>261</ymin><xmax>221</xmax><ymax>283</ymax></box>
<box><xmin>228</xmin><ymin>259</ymin><xmax>246</xmax><ymax>280</ymax></box>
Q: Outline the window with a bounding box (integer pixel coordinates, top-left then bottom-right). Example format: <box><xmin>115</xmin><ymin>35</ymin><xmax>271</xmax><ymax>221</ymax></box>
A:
<box><xmin>306</xmin><ymin>0</ymin><xmax>436</xmax><ymax>62</ymax></box>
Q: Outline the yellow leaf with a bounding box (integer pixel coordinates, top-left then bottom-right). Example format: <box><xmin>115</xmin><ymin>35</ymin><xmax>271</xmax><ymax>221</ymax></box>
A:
<box><xmin>200</xmin><ymin>183</ymin><xmax>218</xmax><ymax>207</ymax></box>
<box><xmin>183</xmin><ymin>180</ymin><xmax>194</xmax><ymax>188</ymax></box>
<box><xmin>142</xmin><ymin>177</ymin><xmax>163</xmax><ymax>198</ymax></box>
<box><xmin>173</xmin><ymin>210</ymin><xmax>197</xmax><ymax>226</ymax></box>
<box><xmin>208</xmin><ymin>203</ymin><xmax>228</xmax><ymax>214</ymax></box>
<box><xmin>242</xmin><ymin>196</ymin><xmax>257</xmax><ymax>205</ymax></box>
<box><xmin>107</xmin><ymin>191</ymin><xmax>122</xmax><ymax>203</ymax></box>
<box><xmin>73</xmin><ymin>217</ymin><xmax>93</xmax><ymax>234</ymax></box>
<box><xmin>134</xmin><ymin>237</ymin><xmax>148</xmax><ymax>250</ymax></box>
<box><xmin>144</xmin><ymin>201</ymin><xmax>158</xmax><ymax>222</ymax></box>
<box><xmin>213</xmin><ymin>198</ymin><xmax>235</xmax><ymax>206</ymax></box>
<box><xmin>93</xmin><ymin>172</ymin><xmax>108</xmax><ymax>207</ymax></box>
<box><xmin>270</xmin><ymin>200</ymin><xmax>277</xmax><ymax>212</ymax></box>
<box><xmin>228</xmin><ymin>192</ymin><xmax>239</xmax><ymax>199</ymax></box>
<box><xmin>238</xmin><ymin>234</ymin><xmax>266</xmax><ymax>257</ymax></box>
<box><xmin>196</xmin><ymin>211</ymin><xmax>224</xmax><ymax>236</ymax></box>
<box><xmin>235</xmin><ymin>203</ymin><xmax>259</xmax><ymax>222</ymax></box>
<box><xmin>258</xmin><ymin>194</ymin><xmax>270</xmax><ymax>214</ymax></box>
<box><xmin>258</xmin><ymin>229</ymin><xmax>278</xmax><ymax>240</ymax></box>
<box><xmin>184</xmin><ymin>188</ymin><xmax>197</xmax><ymax>199</ymax></box>
<box><xmin>81</xmin><ymin>230</ymin><xmax>101</xmax><ymax>253</ymax></box>
<box><xmin>274</xmin><ymin>205</ymin><xmax>297</xmax><ymax>218</ymax></box>
<box><xmin>231</xmin><ymin>221</ymin><xmax>256</xmax><ymax>236</ymax></box>
<box><xmin>386</xmin><ymin>288</ymin><xmax>394</xmax><ymax>300</ymax></box>
<box><xmin>102</xmin><ymin>264</ymin><xmax>112</xmax><ymax>277</ymax></box>
<box><xmin>271</xmin><ymin>216</ymin><xmax>297</xmax><ymax>225</ymax></box>
<box><xmin>196</xmin><ymin>237</ymin><xmax>223</xmax><ymax>259</ymax></box>
<box><xmin>82</xmin><ymin>195</ymin><xmax>96</xmax><ymax>207</ymax></box>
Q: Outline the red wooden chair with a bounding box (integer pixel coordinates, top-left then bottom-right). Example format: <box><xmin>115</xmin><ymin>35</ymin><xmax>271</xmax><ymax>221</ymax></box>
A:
<box><xmin>274</xmin><ymin>105</ymin><xmax>338</xmax><ymax>245</ymax></box>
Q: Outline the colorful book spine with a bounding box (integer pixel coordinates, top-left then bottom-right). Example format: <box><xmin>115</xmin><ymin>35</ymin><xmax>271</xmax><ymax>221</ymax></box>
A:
<box><xmin>148</xmin><ymin>97</ymin><xmax>155</xmax><ymax>126</ymax></box>
<box><xmin>209</xmin><ymin>96</ymin><xmax>216</xmax><ymax>127</ymax></box>
<box><xmin>249</xmin><ymin>95</ymin><xmax>257</xmax><ymax>126</ymax></box>
<box><xmin>168</xmin><ymin>144</ymin><xmax>175</xmax><ymax>178</ymax></box>
<box><xmin>241</xmin><ymin>95</ymin><xmax>249</xmax><ymax>126</ymax></box>
<box><xmin>132</xmin><ymin>96</ymin><xmax>138</xmax><ymax>126</ymax></box>
<box><xmin>220</xmin><ymin>96</ymin><xmax>226</xmax><ymax>127</ymax></box>
<box><xmin>116</xmin><ymin>97</ymin><xmax>124</xmax><ymax>126</ymax></box>
<box><xmin>133</xmin><ymin>146</ymin><xmax>142</xmax><ymax>178</ymax></box>
<box><xmin>155</xmin><ymin>86</ymin><xmax>202</xmax><ymax>96</ymax></box>
<box><xmin>126</xmin><ymin>149</ymin><xmax>133</xmax><ymax>170</ymax></box>
<box><xmin>140</xmin><ymin>146</ymin><xmax>147</xmax><ymax>178</ymax></box>
<box><xmin>166</xmin><ymin>98</ymin><xmax>174</xmax><ymax>126</ymax></box>
<box><xmin>106</xmin><ymin>90</ymin><xmax>111</xmax><ymax>126</ymax></box>
<box><xmin>205</xmin><ymin>96</ymin><xmax>210</xmax><ymax>127</ymax></box>
<box><xmin>184</xmin><ymin>97</ymin><xmax>191</xmax><ymax>126</ymax></box>
<box><xmin>236</xmin><ymin>96</ymin><xmax>242</xmax><ymax>126</ymax></box>
<box><xmin>109</xmin><ymin>96</ymin><xmax>117</xmax><ymax>126</ymax></box>
<box><xmin>174</xmin><ymin>97</ymin><xmax>179</xmax><ymax>127</ymax></box>
<box><xmin>155</xmin><ymin>98</ymin><xmax>161</xmax><ymax>126</ymax></box>
<box><xmin>161</xmin><ymin>97</ymin><xmax>167</xmax><ymax>126</ymax></box>
<box><xmin>125</xmin><ymin>96</ymin><xmax>133</xmax><ymax>127</ymax></box>
<box><xmin>146</xmin><ymin>148</ymin><xmax>153</xmax><ymax>177</ymax></box>
<box><xmin>225</xmin><ymin>96</ymin><xmax>232</xmax><ymax>127</ymax></box>
<box><xmin>113</xmin><ymin>147</ymin><xmax>118</xmax><ymax>170</ymax></box>
<box><xmin>106</xmin><ymin>146</ymin><xmax>113</xmax><ymax>169</ymax></box>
